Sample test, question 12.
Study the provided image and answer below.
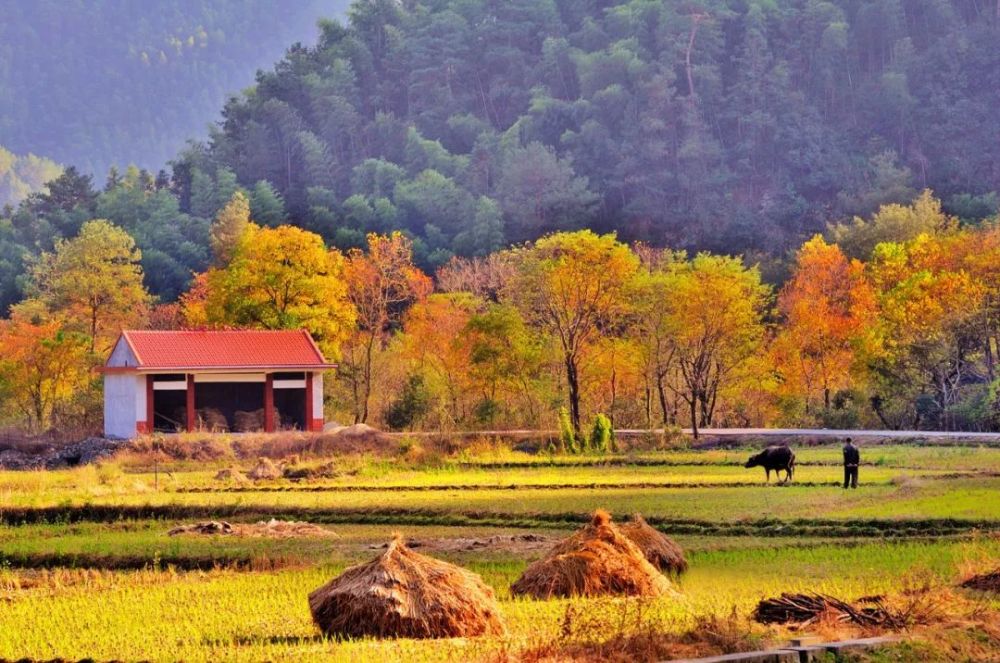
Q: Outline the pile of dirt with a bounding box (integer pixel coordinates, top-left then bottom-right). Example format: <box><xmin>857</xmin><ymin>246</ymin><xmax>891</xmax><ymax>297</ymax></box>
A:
<box><xmin>247</xmin><ymin>457</ymin><xmax>281</xmax><ymax>480</ymax></box>
<box><xmin>167</xmin><ymin>519</ymin><xmax>337</xmax><ymax>538</ymax></box>
<box><xmin>282</xmin><ymin>462</ymin><xmax>338</xmax><ymax>480</ymax></box>
<box><xmin>243</xmin><ymin>519</ymin><xmax>338</xmax><ymax>538</ymax></box>
<box><xmin>168</xmin><ymin>521</ymin><xmax>234</xmax><ymax>536</ymax></box>
<box><xmin>960</xmin><ymin>569</ymin><xmax>1000</xmax><ymax>592</ymax></box>
<box><xmin>510</xmin><ymin>510</ymin><xmax>675</xmax><ymax>599</ymax></box>
<box><xmin>0</xmin><ymin>437</ymin><xmax>129</xmax><ymax>470</ymax></box>
<box><xmin>752</xmin><ymin>592</ymin><xmax>903</xmax><ymax>627</ymax></box>
<box><xmin>308</xmin><ymin>535</ymin><xmax>505</xmax><ymax>639</ymax></box>
<box><xmin>372</xmin><ymin>533</ymin><xmax>552</xmax><ymax>554</ymax></box>
<box><xmin>619</xmin><ymin>514</ymin><xmax>688</xmax><ymax>577</ymax></box>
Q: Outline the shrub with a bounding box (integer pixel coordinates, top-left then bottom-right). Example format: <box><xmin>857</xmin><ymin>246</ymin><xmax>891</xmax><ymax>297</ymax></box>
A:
<box><xmin>558</xmin><ymin>407</ymin><xmax>576</xmax><ymax>453</ymax></box>
<box><xmin>589</xmin><ymin>413</ymin><xmax>612</xmax><ymax>454</ymax></box>
<box><xmin>385</xmin><ymin>374</ymin><xmax>430</xmax><ymax>430</ymax></box>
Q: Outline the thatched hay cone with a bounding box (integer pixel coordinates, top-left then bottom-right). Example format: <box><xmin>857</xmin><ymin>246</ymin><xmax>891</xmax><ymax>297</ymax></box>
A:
<box><xmin>214</xmin><ymin>467</ymin><xmax>248</xmax><ymax>483</ymax></box>
<box><xmin>308</xmin><ymin>535</ymin><xmax>506</xmax><ymax>639</ymax></box>
<box><xmin>619</xmin><ymin>514</ymin><xmax>687</xmax><ymax>577</ymax></box>
<box><xmin>247</xmin><ymin>457</ymin><xmax>280</xmax><ymax>480</ymax></box>
<box><xmin>510</xmin><ymin>510</ymin><xmax>675</xmax><ymax>599</ymax></box>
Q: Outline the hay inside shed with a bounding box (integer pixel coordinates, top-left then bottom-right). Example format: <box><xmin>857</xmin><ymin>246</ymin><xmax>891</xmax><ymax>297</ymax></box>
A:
<box><xmin>619</xmin><ymin>514</ymin><xmax>688</xmax><ymax>577</ymax></box>
<box><xmin>510</xmin><ymin>510</ymin><xmax>675</xmax><ymax>599</ymax></box>
<box><xmin>308</xmin><ymin>535</ymin><xmax>506</xmax><ymax>639</ymax></box>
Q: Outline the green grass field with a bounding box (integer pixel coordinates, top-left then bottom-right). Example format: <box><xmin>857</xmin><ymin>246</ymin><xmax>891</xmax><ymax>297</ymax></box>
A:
<box><xmin>1</xmin><ymin>442</ymin><xmax>998</xmax><ymax>661</ymax></box>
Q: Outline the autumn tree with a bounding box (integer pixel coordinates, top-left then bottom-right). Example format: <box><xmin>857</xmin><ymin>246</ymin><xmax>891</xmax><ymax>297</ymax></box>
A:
<box><xmin>827</xmin><ymin>190</ymin><xmax>956</xmax><ymax>260</ymax></box>
<box><xmin>209</xmin><ymin>190</ymin><xmax>251</xmax><ymax>265</ymax></box>
<box><xmin>663</xmin><ymin>254</ymin><xmax>769</xmax><ymax>438</ymax></box>
<box><xmin>26</xmin><ymin>219</ymin><xmax>150</xmax><ymax>353</ymax></box>
<box><xmin>0</xmin><ymin>312</ymin><xmax>90</xmax><ymax>430</ymax></box>
<box><xmin>506</xmin><ymin>230</ymin><xmax>639</xmax><ymax>435</ymax></box>
<box><xmin>341</xmin><ymin>232</ymin><xmax>431</xmax><ymax>423</ymax></box>
<box><xmin>634</xmin><ymin>248</ymin><xmax>686</xmax><ymax>426</ymax></box>
<box><xmin>463</xmin><ymin>303</ymin><xmax>547</xmax><ymax>427</ymax></box>
<box><xmin>774</xmin><ymin>236</ymin><xmax>874</xmax><ymax>415</ymax></box>
<box><xmin>201</xmin><ymin>224</ymin><xmax>355</xmax><ymax>357</ymax></box>
<box><xmin>863</xmin><ymin>233</ymin><xmax>987</xmax><ymax>429</ymax></box>
<box><xmin>397</xmin><ymin>293</ymin><xmax>480</xmax><ymax>428</ymax></box>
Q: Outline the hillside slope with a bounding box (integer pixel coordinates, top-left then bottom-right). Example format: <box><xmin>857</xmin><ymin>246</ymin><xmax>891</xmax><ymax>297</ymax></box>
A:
<box><xmin>0</xmin><ymin>0</ymin><xmax>349</xmax><ymax>174</ymax></box>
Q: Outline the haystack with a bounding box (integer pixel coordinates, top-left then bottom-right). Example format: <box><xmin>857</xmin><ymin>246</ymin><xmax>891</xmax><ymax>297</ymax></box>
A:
<box><xmin>308</xmin><ymin>535</ymin><xmax>505</xmax><ymax>639</ymax></box>
<box><xmin>214</xmin><ymin>467</ymin><xmax>248</xmax><ymax>483</ymax></box>
<box><xmin>196</xmin><ymin>407</ymin><xmax>229</xmax><ymax>432</ymax></box>
<box><xmin>509</xmin><ymin>510</ymin><xmax>675</xmax><ymax>599</ymax></box>
<box><xmin>619</xmin><ymin>514</ymin><xmax>687</xmax><ymax>577</ymax></box>
<box><xmin>247</xmin><ymin>457</ymin><xmax>281</xmax><ymax>480</ymax></box>
<box><xmin>233</xmin><ymin>408</ymin><xmax>266</xmax><ymax>433</ymax></box>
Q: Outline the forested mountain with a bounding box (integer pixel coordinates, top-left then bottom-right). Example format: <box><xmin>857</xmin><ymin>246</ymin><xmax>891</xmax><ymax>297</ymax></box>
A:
<box><xmin>169</xmin><ymin>0</ymin><xmax>1000</xmax><ymax>265</ymax></box>
<box><xmin>0</xmin><ymin>147</ymin><xmax>61</xmax><ymax>208</ymax></box>
<box><xmin>0</xmin><ymin>0</ymin><xmax>350</xmax><ymax>174</ymax></box>
<box><xmin>2</xmin><ymin>0</ymin><xmax>1000</xmax><ymax>313</ymax></box>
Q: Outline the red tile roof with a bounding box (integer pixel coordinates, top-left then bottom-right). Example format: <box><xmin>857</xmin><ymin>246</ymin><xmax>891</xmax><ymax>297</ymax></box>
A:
<box><xmin>110</xmin><ymin>330</ymin><xmax>333</xmax><ymax>370</ymax></box>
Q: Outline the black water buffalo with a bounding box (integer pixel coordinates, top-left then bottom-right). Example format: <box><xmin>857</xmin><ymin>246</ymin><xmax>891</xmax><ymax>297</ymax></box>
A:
<box><xmin>745</xmin><ymin>445</ymin><xmax>795</xmax><ymax>483</ymax></box>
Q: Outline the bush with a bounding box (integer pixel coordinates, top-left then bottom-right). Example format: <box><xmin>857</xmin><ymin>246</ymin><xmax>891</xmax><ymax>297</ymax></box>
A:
<box><xmin>385</xmin><ymin>374</ymin><xmax>430</xmax><ymax>431</ymax></box>
<box><xmin>558</xmin><ymin>407</ymin><xmax>576</xmax><ymax>453</ymax></box>
<box><xmin>589</xmin><ymin>413</ymin><xmax>612</xmax><ymax>454</ymax></box>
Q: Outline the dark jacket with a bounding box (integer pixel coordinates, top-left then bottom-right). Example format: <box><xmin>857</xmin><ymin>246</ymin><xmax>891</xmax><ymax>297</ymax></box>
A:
<box><xmin>843</xmin><ymin>443</ymin><xmax>860</xmax><ymax>466</ymax></box>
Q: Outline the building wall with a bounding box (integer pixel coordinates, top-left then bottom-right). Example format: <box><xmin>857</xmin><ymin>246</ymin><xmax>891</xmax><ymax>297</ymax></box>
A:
<box><xmin>311</xmin><ymin>372</ymin><xmax>324</xmax><ymax>431</ymax></box>
<box><xmin>106</xmin><ymin>336</ymin><xmax>138</xmax><ymax>367</ymax></box>
<box><xmin>104</xmin><ymin>374</ymin><xmax>141</xmax><ymax>439</ymax></box>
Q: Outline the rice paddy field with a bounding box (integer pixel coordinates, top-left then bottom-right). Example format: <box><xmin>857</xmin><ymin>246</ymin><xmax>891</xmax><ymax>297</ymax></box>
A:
<box><xmin>1</xmin><ymin>439</ymin><xmax>999</xmax><ymax>662</ymax></box>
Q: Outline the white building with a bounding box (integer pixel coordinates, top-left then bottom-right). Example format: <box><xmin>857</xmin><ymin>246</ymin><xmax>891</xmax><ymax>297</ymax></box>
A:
<box><xmin>101</xmin><ymin>329</ymin><xmax>334</xmax><ymax>439</ymax></box>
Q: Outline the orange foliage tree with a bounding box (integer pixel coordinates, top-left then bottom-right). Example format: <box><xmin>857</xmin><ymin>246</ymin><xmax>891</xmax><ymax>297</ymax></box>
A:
<box><xmin>0</xmin><ymin>313</ymin><xmax>90</xmax><ymax>430</ymax></box>
<box><xmin>341</xmin><ymin>232</ymin><xmax>432</xmax><ymax>423</ymax></box>
<box><xmin>774</xmin><ymin>236</ymin><xmax>875</xmax><ymax>416</ymax></box>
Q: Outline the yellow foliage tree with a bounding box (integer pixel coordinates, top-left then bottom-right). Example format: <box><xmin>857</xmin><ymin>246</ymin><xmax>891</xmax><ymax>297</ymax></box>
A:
<box><xmin>209</xmin><ymin>191</ymin><xmax>251</xmax><ymax>265</ymax></box>
<box><xmin>507</xmin><ymin>230</ymin><xmax>639</xmax><ymax>435</ymax></box>
<box><xmin>662</xmin><ymin>254</ymin><xmax>770</xmax><ymax>438</ymax></box>
<box><xmin>26</xmin><ymin>219</ymin><xmax>150</xmax><ymax>354</ymax></box>
<box><xmin>199</xmin><ymin>224</ymin><xmax>356</xmax><ymax>359</ymax></box>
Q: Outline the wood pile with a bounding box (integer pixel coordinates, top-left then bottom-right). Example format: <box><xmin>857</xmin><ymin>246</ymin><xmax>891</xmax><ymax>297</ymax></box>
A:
<box><xmin>752</xmin><ymin>592</ymin><xmax>902</xmax><ymax>628</ymax></box>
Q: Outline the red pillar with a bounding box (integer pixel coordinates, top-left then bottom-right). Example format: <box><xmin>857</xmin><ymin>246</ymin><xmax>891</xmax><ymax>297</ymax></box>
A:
<box><xmin>305</xmin><ymin>371</ymin><xmax>314</xmax><ymax>431</ymax></box>
<box><xmin>142</xmin><ymin>374</ymin><xmax>154</xmax><ymax>434</ymax></box>
<box><xmin>186</xmin><ymin>374</ymin><xmax>196</xmax><ymax>432</ymax></box>
<box><xmin>264</xmin><ymin>374</ymin><xmax>275</xmax><ymax>432</ymax></box>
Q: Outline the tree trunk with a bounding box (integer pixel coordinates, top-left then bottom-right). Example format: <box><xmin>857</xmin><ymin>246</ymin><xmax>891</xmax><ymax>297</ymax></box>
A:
<box><xmin>657</xmin><ymin>375</ymin><xmax>669</xmax><ymax>426</ymax></box>
<box><xmin>359</xmin><ymin>333</ymin><xmax>376</xmax><ymax>424</ymax></box>
<box><xmin>689</xmin><ymin>397</ymin><xmax>699</xmax><ymax>439</ymax></box>
<box><xmin>565</xmin><ymin>354</ymin><xmax>582</xmax><ymax>436</ymax></box>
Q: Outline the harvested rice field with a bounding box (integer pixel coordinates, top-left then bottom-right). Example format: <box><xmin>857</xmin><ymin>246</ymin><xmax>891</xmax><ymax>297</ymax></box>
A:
<box><xmin>1</xmin><ymin>438</ymin><xmax>998</xmax><ymax>661</ymax></box>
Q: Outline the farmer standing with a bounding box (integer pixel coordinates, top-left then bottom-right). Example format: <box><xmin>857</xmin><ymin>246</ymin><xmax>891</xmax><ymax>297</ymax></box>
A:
<box><xmin>842</xmin><ymin>437</ymin><xmax>860</xmax><ymax>489</ymax></box>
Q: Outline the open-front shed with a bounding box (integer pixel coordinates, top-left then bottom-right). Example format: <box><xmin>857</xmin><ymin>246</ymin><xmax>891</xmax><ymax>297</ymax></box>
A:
<box><xmin>102</xmin><ymin>330</ymin><xmax>333</xmax><ymax>438</ymax></box>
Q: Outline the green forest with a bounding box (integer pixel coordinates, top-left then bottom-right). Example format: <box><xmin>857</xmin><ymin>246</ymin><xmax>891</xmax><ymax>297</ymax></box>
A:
<box><xmin>0</xmin><ymin>0</ymin><xmax>349</xmax><ymax>174</ymax></box>
<box><xmin>4</xmin><ymin>0</ymin><xmax>1000</xmax><ymax>315</ymax></box>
